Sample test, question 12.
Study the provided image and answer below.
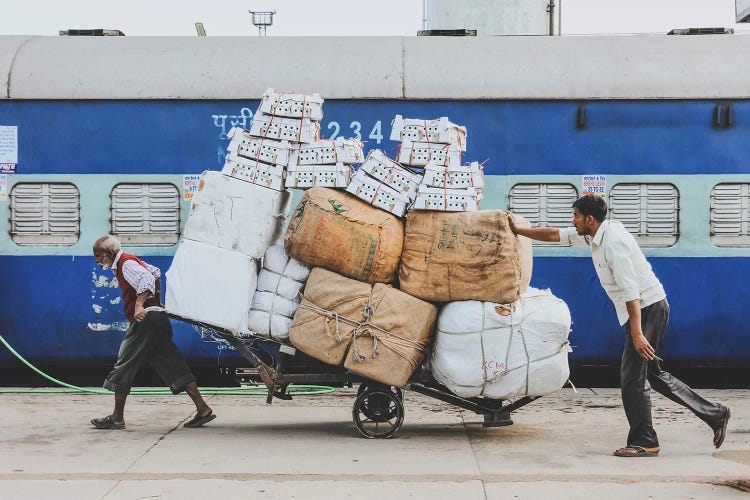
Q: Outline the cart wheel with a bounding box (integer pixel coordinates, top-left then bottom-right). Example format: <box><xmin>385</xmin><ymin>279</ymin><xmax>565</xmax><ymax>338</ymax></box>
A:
<box><xmin>352</xmin><ymin>388</ymin><xmax>404</xmax><ymax>439</ymax></box>
<box><xmin>357</xmin><ymin>382</ymin><xmax>403</xmax><ymax>402</ymax></box>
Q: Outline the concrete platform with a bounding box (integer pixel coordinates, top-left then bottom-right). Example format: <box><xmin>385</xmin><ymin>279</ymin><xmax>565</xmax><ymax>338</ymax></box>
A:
<box><xmin>1</xmin><ymin>388</ymin><xmax>748</xmax><ymax>499</ymax></box>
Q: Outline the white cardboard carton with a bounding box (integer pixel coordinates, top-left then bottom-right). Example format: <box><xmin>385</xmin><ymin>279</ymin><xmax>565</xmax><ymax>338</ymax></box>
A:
<box><xmin>249</xmin><ymin>112</ymin><xmax>320</xmax><ymax>144</ymax></box>
<box><xmin>227</xmin><ymin>128</ymin><xmax>292</xmax><ymax>167</ymax></box>
<box><xmin>289</xmin><ymin>137</ymin><xmax>365</xmax><ymax>166</ymax></box>
<box><xmin>346</xmin><ymin>169</ymin><xmax>412</xmax><ymax>217</ymax></box>
<box><xmin>222</xmin><ymin>151</ymin><xmax>285</xmax><ymax>191</ymax></box>
<box><xmin>285</xmin><ymin>163</ymin><xmax>353</xmax><ymax>189</ymax></box>
<box><xmin>359</xmin><ymin>149</ymin><xmax>421</xmax><ymax>200</ymax></box>
<box><xmin>166</xmin><ymin>239</ymin><xmax>259</xmax><ymax>334</ymax></box>
<box><xmin>184</xmin><ymin>171</ymin><xmax>292</xmax><ymax>258</ymax></box>
<box><xmin>397</xmin><ymin>140</ymin><xmax>463</xmax><ymax>168</ymax></box>
<box><xmin>431</xmin><ymin>288</ymin><xmax>571</xmax><ymax>400</ymax></box>
<box><xmin>258</xmin><ymin>88</ymin><xmax>324</xmax><ymax>121</ymax></box>
<box><xmin>421</xmin><ymin>161</ymin><xmax>485</xmax><ymax>191</ymax></box>
<box><xmin>390</xmin><ymin>115</ymin><xmax>467</xmax><ymax>151</ymax></box>
<box><xmin>412</xmin><ymin>185</ymin><xmax>480</xmax><ymax>212</ymax></box>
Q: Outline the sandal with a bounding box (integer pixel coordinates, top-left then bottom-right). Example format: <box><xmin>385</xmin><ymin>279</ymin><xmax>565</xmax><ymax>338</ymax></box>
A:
<box><xmin>91</xmin><ymin>415</ymin><xmax>125</xmax><ymax>430</ymax></box>
<box><xmin>613</xmin><ymin>445</ymin><xmax>659</xmax><ymax>457</ymax></box>
<box><xmin>713</xmin><ymin>406</ymin><xmax>731</xmax><ymax>449</ymax></box>
<box><xmin>183</xmin><ymin>411</ymin><xmax>216</xmax><ymax>428</ymax></box>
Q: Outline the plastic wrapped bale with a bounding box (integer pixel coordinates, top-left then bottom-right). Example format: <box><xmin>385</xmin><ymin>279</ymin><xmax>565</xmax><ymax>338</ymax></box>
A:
<box><xmin>247</xmin><ymin>243</ymin><xmax>311</xmax><ymax>341</ymax></box>
<box><xmin>289</xmin><ymin>268</ymin><xmax>437</xmax><ymax>387</ymax></box>
<box><xmin>183</xmin><ymin>170</ymin><xmax>292</xmax><ymax>258</ymax></box>
<box><xmin>284</xmin><ymin>187</ymin><xmax>404</xmax><ymax>284</ymax></box>
<box><xmin>399</xmin><ymin>210</ymin><xmax>521</xmax><ymax>303</ymax></box>
<box><xmin>430</xmin><ymin>288</ymin><xmax>571</xmax><ymax>400</ymax></box>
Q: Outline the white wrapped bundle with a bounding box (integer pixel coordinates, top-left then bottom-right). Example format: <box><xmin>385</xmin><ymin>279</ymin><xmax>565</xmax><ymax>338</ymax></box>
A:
<box><xmin>398</xmin><ymin>140</ymin><xmax>462</xmax><ymax>168</ymax></box>
<box><xmin>247</xmin><ymin>243</ymin><xmax>311</xmax><ymax>340</ymax></box>
<box><xmin>421</xmin><ymin>161</ymin><xmax>485</xmax><ymax>192</ymax></box>
<box><xmin>249</xmin><ymin>112</ymin><xmax>320</xmax><ymax>144</ymax></box>
<box><xmin>289</xmin><ymin>137</ymin><xmax>364</xmax><ymax>166</ymax></box>
<box><xmin>431</xmin><ymin>288</ymin><xmax>572</xmax><ymax>400</ymax></box>
<box><xmin>285</xmin><ymin>163</ymin><xmax>353</xmax><ymax>189</ymax></box>
<box><xmin>359</xmin><ymin>149</ymin><xmax>421</xmax><ymax>200</ymax></box>
<box><xmin>257</xmin><ymin>88</ymin><xmax>324</xmax><ymax>120</ymax></box>
<box><xmin>227</xmin><ymin>128</ymin><xmax>292</xmax><ymax>167</ymax></box>
<box><xmin>411</xmin><ymin>185</ymin><xmax>480</xmax><ymax>212</ymax></box>
<box><xmin>346</xmin><ymin>169</ymin><xmax>412</xmax><ymax>218</ymax></box>
<box><xmin>221</xmin><ymin>151</ymin><xmax>285</xmax><ymax>191</ymax></box>
<box><xmin>390</xmin><ymin>115</ymin><xmax>467</xmax><ymax>151</ymax></box>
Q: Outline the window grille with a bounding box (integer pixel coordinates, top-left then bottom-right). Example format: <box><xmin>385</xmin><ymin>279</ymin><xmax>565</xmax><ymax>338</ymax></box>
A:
<box><xmin>608</xmin><ymin>183</ymin><xmax>679</xmax><ymax>247</ymax></box>
<box><xmin>10</xmin><ymin>183</ymin><xmax>80</xmax><ymax>245</ymax></box>
<box><xmin>508</xmin><ymin>183</ymin><xmax>578</xmax><ymax>246</ymax></box>
<box><xmin>110</xmin><ymin>183</ymin><xmax>180</xmax><ymax>245</ymax></box>
<box><xmin>710</xmin><ymin>183</ymin><xmax>750</xmax><ymax>247</ymax></box>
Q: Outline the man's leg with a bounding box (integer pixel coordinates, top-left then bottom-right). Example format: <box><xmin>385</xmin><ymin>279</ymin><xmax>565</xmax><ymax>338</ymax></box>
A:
<box><xmin>620</xmin><ymin>318</ymin><xmax>659</xmax><ymax>449</ymax></box>
<box><xmin>185</xmin><ymin>381</ymin><xmax>211</xmax><ymax>417</ymax></box>
<box><xmin>112</xmin><ymin>392</ymin><xmax>128</xmax><ymax>424</ymax></box>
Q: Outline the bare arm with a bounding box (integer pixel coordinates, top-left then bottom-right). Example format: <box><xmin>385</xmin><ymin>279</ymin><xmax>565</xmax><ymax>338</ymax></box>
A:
<box><xmin>508</xmin><ymin>214</ymin><xmax>561</xmax><ymax>242</ymax></box>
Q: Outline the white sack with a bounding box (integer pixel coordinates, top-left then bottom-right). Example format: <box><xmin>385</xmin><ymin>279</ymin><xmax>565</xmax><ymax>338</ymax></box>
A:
<box><xmin>165</xmin><ymin>239</ymin><xmax>258</xmax><ymax>334</ymax></box>
<box><xmin>183</xmin><ymin>171</ymin><xmax>292</xmax><ymax>258</ymax></box>
<box><xmin>431</xmin><ymin>287</ymin><xmax>571</xmax><ymax>400</ymax></box>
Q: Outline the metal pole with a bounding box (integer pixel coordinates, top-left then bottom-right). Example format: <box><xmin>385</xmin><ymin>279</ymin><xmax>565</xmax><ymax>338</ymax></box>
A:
<box><xmin>422</xmin><ymin>0</ymin><xmax>427</xmax><ymax>30</ymax></box>
<box><xmin>558</xmin><ymin>0</ymin><xmax>562</xmax><ymax>35</ymax></box>
<box><xmin>548</xmin><ymin>0</ymin><xmax>555</xmax><ymax>36</ymax></box>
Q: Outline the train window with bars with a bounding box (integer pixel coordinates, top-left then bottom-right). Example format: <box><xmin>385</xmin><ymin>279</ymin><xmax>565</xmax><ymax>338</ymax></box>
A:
<box><xmin>110</xmin><ymin>183</ymin><xmax>180</xmax><ymax>245</ymax></box>
<box><xmin>710</xmin><ymin>183</ymin><xmax>750</xmax><ymax>247</ymax></box>
<box><xmin>608</xmin><ymin>183</ymin><xmax>679</xmax><ymax>247</ymax></box>
<box><xmin>508</xmin><ymin>183</ymin><xmax>579</xmax><ymax>246</ymax></box>
<box><xmin>9</xmin><ymin>183</ymin><xmax>80</xmax><ymax>245</ymax></box>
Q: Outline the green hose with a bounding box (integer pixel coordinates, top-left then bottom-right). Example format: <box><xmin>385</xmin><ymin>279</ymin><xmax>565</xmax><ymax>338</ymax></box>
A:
<box><xmin>0</xmin><ymin>334</ymin><xmax>334</xmax><ymax>396</ymax></box>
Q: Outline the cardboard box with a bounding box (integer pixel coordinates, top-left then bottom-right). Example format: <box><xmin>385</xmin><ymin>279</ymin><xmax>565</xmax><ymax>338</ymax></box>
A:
<box><xmin>412</xmin><ymin>186</ymin><xmax>480</xmax><ymax>212</ymax></box>
<box><xmin>258</xmin><ymin>88</ymin><xmax>324</xmax><ymax>121</ymax></box>
<box><xmin>289</xmin><ymin>137</ymin><xmax>364</xmax><ymax>166</ymax></box>
<box><xmin>359</xmin><ymin>149</ymin><xmax>421</xmax><ymax>199</ymax></box>
<box><xmin>397</xmin><ymin>140</ymin><xmax>462</xmax><ymax>168</ymax></box>
<box><xmin>227</xmin><ymin>128</ymin><xmax>292</xmax><ymax>167</ymax></box>
<box><xmin>421</xmin><ymin>161</ymin><xmax>485</xmax><ymax>192</ymax></box>
<box><xmin>390</xmin><ymin>115</ymin><xmax>467</xmax><ymax>151</ymax></box>
<box><xmin>346</xmin><ymin>170</ymin><xmax>412</xmax><ymax>218</ymax></box>
<box><xmin>285</xmin><ymin>162</ymin><xmax>353</xmax><ymax>188</ymax></box>
<box><xmin>249</xmin><ymin>112</ymin><xmax>320</xmax><ymax>144</ymax></box>
<box><xmin>222</xmin><ymin>151</ymin><xmax>285</xmax><ymax>191</ymax></box>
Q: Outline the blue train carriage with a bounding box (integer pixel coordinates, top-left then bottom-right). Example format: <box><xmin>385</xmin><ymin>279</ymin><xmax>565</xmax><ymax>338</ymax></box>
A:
<box><xmin>1</xmin><ymin>35</ymin><xmax>749</xmax><ymax>371</ymax></box>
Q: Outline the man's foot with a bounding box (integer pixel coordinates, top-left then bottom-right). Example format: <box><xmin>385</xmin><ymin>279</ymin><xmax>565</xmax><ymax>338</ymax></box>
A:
<box><xmin>713</xmin><ymin>406</ymin><xmax>731</xmax><ymax>449</ymax></box>
<box><xmin>91</xmin><ymin>415</ymin><xmax>125</xmax><ymax>430</ymax></box>
<box><xmin>183</xmin><ymin>410</ymin><xmax>216</xmax><ymax>428</ymax></box>
<box><xmin>613</xmin><ymin>445</ymin><xmax>660</xmax><ymax>457</ymax></box>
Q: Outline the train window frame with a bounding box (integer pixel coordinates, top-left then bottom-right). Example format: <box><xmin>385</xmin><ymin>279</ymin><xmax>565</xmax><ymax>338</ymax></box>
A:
<box><xmin>9</xmin><ymin>182</ymin><xmax>81</xmax><ymax>246</ymax></box>
<box><xmin>507</xmin><ymin>183</ymin><xmax>579</xmax><ymax>246</ymax></box>
<box><xmin>608</xmin><ymin>183</ymin><xmax>680</xmax><ymax>248</ymax></box>
<box><xmin>110</xmin><ymin>183</ymin><xmax>180</xmax><ymax>246</ymax></box>
<box><xmin>710</xmin><ymin>183</ymin><xmax>750</xmax><ymax>247</ymax></box>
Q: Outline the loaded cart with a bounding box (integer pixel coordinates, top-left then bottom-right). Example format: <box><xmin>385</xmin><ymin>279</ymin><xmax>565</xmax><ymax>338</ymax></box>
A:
<box><xmin>167</xmin><ymin>313</ymin><xmax>539</xmax><ymax>439</ymax></box>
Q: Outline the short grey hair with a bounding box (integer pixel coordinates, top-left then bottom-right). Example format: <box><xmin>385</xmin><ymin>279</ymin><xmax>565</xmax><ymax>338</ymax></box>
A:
<box><xmin>93</xmin><ymin>234</ymin><xmax>121</xmax><ymax>255</ymax></box>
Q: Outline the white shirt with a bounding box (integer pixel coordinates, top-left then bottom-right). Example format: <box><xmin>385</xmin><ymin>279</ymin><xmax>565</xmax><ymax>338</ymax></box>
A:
<box><xmin>112</xmin><ymin>250</ymin><xmax>164</xmax><ymax>312</ymax></box>
<box><xmin>559</xmin><ymin>220</ymin><xmax>666</xmax><ymax>326</ymax></box>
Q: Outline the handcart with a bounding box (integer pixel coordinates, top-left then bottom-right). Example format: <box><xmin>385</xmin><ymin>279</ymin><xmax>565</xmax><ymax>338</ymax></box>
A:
<box><xmin>168</xmin><ymin>313</ymin><xmax>538</xmax><ymax>439</ymax></box>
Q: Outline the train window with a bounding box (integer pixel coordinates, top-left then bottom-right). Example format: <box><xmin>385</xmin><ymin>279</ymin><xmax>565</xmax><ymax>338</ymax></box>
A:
<box><xmin>110</xmin><ymin>183</ymin><xmax>180</xmax><ymax>245</ymax></box>
<box><xmin>710</xmin><ymin>183</ymin><xmax>750</xmax><ymax>247</ymax></box>
<box><xmin>609</xmin><ymin>183</ymin><xmax>679</xmax><ymax>247</ymax></box>
<box><xmin>508</xmin><ymin>183</ymin><xmax>578</xmax><ymax>246</ymax></box>
<box><xmin>9</xmin><ymin>182</ymin><xmax>80</xmax><ymax>245</ymax></box>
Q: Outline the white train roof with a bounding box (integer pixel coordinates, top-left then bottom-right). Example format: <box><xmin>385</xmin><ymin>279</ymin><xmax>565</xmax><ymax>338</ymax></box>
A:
<box><xmin>2</xmin><ymin>34</ymin><xmax>749</xmax><ymax>100</ymax></box>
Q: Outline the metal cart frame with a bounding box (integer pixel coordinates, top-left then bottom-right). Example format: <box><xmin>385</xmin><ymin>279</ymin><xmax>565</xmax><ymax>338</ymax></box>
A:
<box><xmin>169</xmin><ymin>313</ymin><xmax>538</xmax><ymax>439</ymax></box>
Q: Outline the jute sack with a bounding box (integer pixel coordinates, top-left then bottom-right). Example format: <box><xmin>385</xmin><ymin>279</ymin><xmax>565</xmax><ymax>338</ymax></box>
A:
<box><xmin>289</xmin><ymin>268</ymin><xmax>437</xmax><ymax>387</ymax></box>
<box><xmin>399</xmin><ymin>210</ymin><xmax>522</xmax><ymax>304</ymax></box>
<box><xmin>284</xmin><ymin>187</ymin><xmax>404</xmax><ymax>284</ymax></box>
<box><xmin>514</xmin><ymin>214</ymin><xmax>533</xmax><ymax>294</ymax></box>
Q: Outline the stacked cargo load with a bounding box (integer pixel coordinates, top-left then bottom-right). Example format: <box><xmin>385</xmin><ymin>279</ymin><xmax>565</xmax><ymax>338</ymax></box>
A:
<box><xmin>430</xmin><ymin>288</ymin><xmax>572</xmax><ymax>400</ymax></box>
<box><xmin>345</xmin><ymin>149</ymin><xmax>421</xmax><ymax>217</ymax></box>
<box><xmin>286</xmin><ymin>137</ymin><xmax>363</xmax><ymax>189</ymax></box>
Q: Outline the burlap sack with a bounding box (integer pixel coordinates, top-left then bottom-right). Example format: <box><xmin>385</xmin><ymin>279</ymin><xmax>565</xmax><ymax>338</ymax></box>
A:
<box><xmin>290</xmin><ymin>268</ymin><xmax>437</xmax><ymax>388</ymax></box>
<box><xmin>399</xmin><ymin>210</ymin><xmax>522</xmax><ymax>303</ymax></box>
<box><xmin>514</xmin><ymin>214</ymin><xmax>533</xmax><ymax>294</ymax></box>
<box><xmin>284</xmin><ymin>188</ymin><xmax>404</xmax><ymax>284</ymax></box>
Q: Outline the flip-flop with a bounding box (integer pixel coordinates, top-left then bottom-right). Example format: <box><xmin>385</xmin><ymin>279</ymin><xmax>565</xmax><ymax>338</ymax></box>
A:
<box><xmin>183</xmin><ymin>411</ymin><xmax>216</xmax><ymax>428</ymax></box>
<box><xmin>713</xmin><ymin>406</ymin><xmax>731</xmax><ymax>449</ymax></box>
<box><xmin>91</xmin><ymin>415</ymin><xmax>125</xmax><ymax>430</ymax></box>
<box><xmin>613</xmin><ymin>445</ymin><xmax>659</xmax><ymax>457</ymax></box>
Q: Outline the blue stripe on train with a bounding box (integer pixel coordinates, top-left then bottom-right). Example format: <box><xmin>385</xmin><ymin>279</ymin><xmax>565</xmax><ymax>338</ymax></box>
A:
<box><xmin>1</xmin><ymin>256</ymin><xmax>748</xmax><ymax>365</ymax></box>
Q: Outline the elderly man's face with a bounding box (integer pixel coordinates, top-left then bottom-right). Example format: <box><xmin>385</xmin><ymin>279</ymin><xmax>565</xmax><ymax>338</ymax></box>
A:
<box><xmin>94</xmin><ymin>249</ymin><xmax>114</xmax><ymax>270</ymax></box>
